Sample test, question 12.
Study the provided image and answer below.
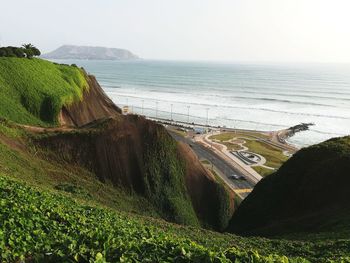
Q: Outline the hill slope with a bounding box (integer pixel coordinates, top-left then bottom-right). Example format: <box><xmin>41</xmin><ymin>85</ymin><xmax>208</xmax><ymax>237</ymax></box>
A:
<box><xmin>1</xmin><ymin>57</ymin><xmax>350</xmax><ymax>262</ymax></box>
<box><xmin>228</xmin><ymin>136</ymin><xmax>350</xmax><ymax>238</ymax></box>
<box><xmin>0</xmin><ymin>58</ymin><xmax>88</xmax><ymax>125</ymax></box>
<box><xmin>1</xmin><ymin>173</ymin><xmax>335</xmax><ymax>262</ymax></box>
<box><xmin>42</xmin><ymin>45</ymin><xmax>139</xmax><ymax>60</ymax></box>
<box><xmin>32</xmin><ymin>116</ymin><xmax>232</xmax><ymax>228</ymax></box>
<box><xmin>0</xmin><ymin>57</ymin><xmax>232</xmax><ymax>231</ymax></box>
<box><xmin>0</xmin><ymin>57</ymin><xmax>121</xmax><ymax>127</ymax></box>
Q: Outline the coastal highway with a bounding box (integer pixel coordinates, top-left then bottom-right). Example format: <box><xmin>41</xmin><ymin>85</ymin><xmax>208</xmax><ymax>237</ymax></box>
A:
<box><xmin>168</xmin><ymin>131</ymin><xmax>254</xmax><ymax>197</ymax></box>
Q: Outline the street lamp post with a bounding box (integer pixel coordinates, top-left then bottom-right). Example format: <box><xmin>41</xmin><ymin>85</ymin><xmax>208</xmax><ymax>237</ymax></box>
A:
<box><xmin>156</xmin><ymin>101</ymin><xmax>159</xmax><ymax>118</ymax></box>
<box><xmin>187</xmin><ymin>105</ymin><xmax>190</xmax><ymax>123</ymax></box>
<box><xmin>170</xmin><ymin>103</ymin><xmax>173</xmax><ymax>121</ymax></box>
<box><xmin>141</xmin><ymin>100</ymin><xmax>144</xmax><ymax>115</ymax></box>
<box><xmin>206</xmin><ymin>108</ymin><xmax>209</xmax><ymax>127</ymax></box>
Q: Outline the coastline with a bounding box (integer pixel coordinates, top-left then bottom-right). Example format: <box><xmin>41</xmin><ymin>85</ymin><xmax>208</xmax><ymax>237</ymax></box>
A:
<box><xmin>142</xmin><ymin>115</ymin><xmax>300</xmax><ymax>151</ymax></box>
<box><xmin>47</xmin><ymin>59</ymin><xmax>350</xmax><ymax>148</ymax></box>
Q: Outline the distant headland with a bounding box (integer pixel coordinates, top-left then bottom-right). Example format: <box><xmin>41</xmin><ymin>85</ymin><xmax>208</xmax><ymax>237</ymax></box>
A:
<box><xmin>41</xmin><ymin>45</ymin><xmax>139</xmax><ymax>60</ymax></box>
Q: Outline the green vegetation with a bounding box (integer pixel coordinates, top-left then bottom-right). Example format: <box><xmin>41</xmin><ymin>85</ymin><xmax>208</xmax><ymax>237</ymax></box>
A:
<box><xmin>0</xmin><ymin>119</ymin><xmax>27</xmax><ymax>138</ymax></box>
<box><xmin>200</xmin><ymin>159</ymin><xmax>211</xmax><ymax>165</ymax></box>
<box><xmin>222</xmin><ymin>141</ymin><xmax>244</xmax><ymax>151</ymax></box>
<box><xmin>210</xmin><ymin>132</ymin><xmax>269</xmax><ymax>142</ymax></box>
<box><xmin>252</xmin><ymin>166</ymin><xmax>275</xmax><ymax>177</ymax></box>
<box><xmin>210</xmin><ymin>132</ymin><xmax>238</xmax><ymax>142</ymax></box>
<box><xmin>143</xmin><ymin>130</ymin><xmax>199</xmax><ymax>226</ymax></box>
<box><xmin>21</xmin><ymin>43</ymin><xmax>41</xmax><ymax>58</ymax></box>
<box><xmin>210</xmin><ymin>132</ymin><xmax>288</xmax><ymax>169</ymax></box>
<box><xmin>3</xmin><ymin>173</ymin><xmax>350</xmax><ymax>262</ymax></box>
<box><xmin>0</xmin><ymin>44</ymin><xmax>40</xmax><ymax>58</ymax></box>
<box><xmin>0</xmin><ymin>57</ymin><xmax>87</xmax><ymax>125</ymax></box>
<box><xmin>243</xmin><ymin>140</ymin><xmax>288</xmax><ymax>168</ymax></box>
<box><xmin>212</xmin><ymin>180</ymin><xmax>232</xmax><ymax>231</ymax></box>
<box><xmin>1</xmin><ymin>56</ymin><xmax>349</xmax><ymax>262</ymax></box>
<box><xmin>229</xmin><ymin>136</ymin><xmax>350</xmax><ymax>240</ymax></box>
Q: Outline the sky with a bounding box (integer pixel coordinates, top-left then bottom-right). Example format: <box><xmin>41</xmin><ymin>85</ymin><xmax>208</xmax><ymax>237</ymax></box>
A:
<box><xmin>1</xmin><ymin>0</ymin><xmax>350</xmax><ymax>63</ymax></box>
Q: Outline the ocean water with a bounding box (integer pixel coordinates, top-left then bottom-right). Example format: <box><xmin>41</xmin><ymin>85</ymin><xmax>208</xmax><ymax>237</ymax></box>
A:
<box><xmin>54</xmin><ymin>59</ymin><xmax>350</xmax><ymax>147</ymax></box>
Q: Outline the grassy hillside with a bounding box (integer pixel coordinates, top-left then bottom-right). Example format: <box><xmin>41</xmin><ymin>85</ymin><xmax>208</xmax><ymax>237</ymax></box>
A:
<box><xmin>3</xmin><ymin>173</ymin><xmax>350</xmax><ymax>262</ymax></box>
<box><xmin>0</xmin><ymin>122</ymin><xmax>320</xmax><ymax>262</ymax></box>
<box><xmin>0</xmin><ymin>104</ymin><xmax>348</xmax><ymax>263</ymax></box>
<box><xmin>0</xmin><ymin>58</ymin><xmax>87</xmax><ymax>125</ymax></box>
<box><xmin>228</xmin><ymin>136</ymin><xmax>350</xmax><ymax>238</ymax></box>
<box><xmin>1</xmin><ymin>57</ymin><xmax>350</xmax><ymax>262</ymax></box>
<box><xmin>142</xmin><ymin>128</ymin><xmax>200</xmax><ymax>226</ymax></box>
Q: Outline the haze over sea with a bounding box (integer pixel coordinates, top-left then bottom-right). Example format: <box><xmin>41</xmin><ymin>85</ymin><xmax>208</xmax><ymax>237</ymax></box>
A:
<box><xmin>55</xmin><ymin>59</ymin><xmax>350</xmax><ymax>147</ymax></box>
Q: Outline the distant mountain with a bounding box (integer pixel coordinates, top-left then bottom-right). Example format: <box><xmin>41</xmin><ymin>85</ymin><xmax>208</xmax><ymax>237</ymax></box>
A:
<box><xmin>42</xmin><ymin>45</ymin><xmax>139</xmax><ymax>60</ymax></box>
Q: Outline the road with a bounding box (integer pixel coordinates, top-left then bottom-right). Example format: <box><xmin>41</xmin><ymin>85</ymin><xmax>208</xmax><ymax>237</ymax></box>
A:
<box><xmin>169</xmin><ymin>131</ymin><xmax>254</xmax><ymax>198</ymax></box>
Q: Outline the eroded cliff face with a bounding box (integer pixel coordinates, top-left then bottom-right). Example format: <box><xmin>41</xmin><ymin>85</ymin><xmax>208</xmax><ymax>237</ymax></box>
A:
<box><xmin>36</xmin><ymin>75</ymin><xmax>234</xmax><ymax>230</ymax></box>
<box><xmin>34</xmin><ymin>116</ymin><xmax>233</xmax><ymax>229</ymax></box>
<box><xmin>59</xmin><ymin>74</ymin><xmax>121</xmax><ymax>127</ymax></box>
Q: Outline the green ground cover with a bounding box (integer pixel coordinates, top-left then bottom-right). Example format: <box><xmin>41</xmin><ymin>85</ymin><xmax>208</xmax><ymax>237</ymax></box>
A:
<box><xmin>210</xmin><ymin>132</ymin><xmax>269</xmax><ymax>142</ymax></box>
<box><xmin>252</xmin><ymin>166</ymin><xmax>275</xmax><ymax>177</ymax></box>
<box><xmin>243</xmin><ymin>140</ymin><xmax>288</xmax><ymax>168</ymax></box>
<box><xmin>2</xmin><ymin>173</ymin><xmax>350</xmax><ymax>262</ymax></box>
<box><xmin>210</xmin><ymin>132</ymin><xmax>288</xmax><ymax>171</ymax></box>
<box><xmin>0</xmin><ymin>58</ymin><xmax>87</xmax><ymax>125</ymax></box>
<box><xmin>222</xmin><ymin>141</ymin><xmax>244</xmax><ymax>151</ymax></box>
<box><xmin>1</xmin><ymin>124</ymin><xmax>348</xmax><ymax>262</ymax></box>
<box><xmin>200</xmin><ymin>159</ymin><xmax>211</xmax><ymax>165</ymax></box>
<box><xmin>1</xmin><ymin>57</ymin><xmax>349</xmax><ymax>262</ymax></box>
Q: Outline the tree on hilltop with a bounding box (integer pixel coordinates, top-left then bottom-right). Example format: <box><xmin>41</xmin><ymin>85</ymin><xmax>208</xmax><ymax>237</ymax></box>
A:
<box><xmin>0</xmin><ymin>44</ymin><xmax>41</xmax><ymax>58</ymax></box>
<box><xmin>22</xmin><ymin>43</ymin><xmax>41</xmax><ymax>58</ymax></box>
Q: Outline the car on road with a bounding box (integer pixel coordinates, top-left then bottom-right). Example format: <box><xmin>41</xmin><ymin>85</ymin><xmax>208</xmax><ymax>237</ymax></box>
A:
<box><xmin>228</xmin><ymin>174</ymin><xmax>246</xmax><ymax>180</ymax></box>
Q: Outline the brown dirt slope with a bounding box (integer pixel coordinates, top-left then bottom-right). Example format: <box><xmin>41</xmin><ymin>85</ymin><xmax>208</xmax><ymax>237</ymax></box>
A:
<box><xmin>59</xmin><ymin>73</ymin><xmax>121</xmax><ymax>127</ymax></box>
<box><xmin>32</xmin><ymin>114</ymin><xmax>233</xmax><ymax>230</ymax></box>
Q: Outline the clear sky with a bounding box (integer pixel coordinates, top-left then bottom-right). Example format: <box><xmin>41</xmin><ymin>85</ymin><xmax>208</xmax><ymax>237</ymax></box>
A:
<box><xmin>1</xmin><ymin>0</ymin><xmax>350</xmax><ymax>63</ymax></box>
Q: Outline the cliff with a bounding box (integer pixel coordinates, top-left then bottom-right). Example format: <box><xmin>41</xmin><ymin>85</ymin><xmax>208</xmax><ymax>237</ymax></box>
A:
<box><xmin>33</xmin><ymin>114</ymin><xmax>233</xmax><ymax>229</ymax></box>
<box><xmin>0</xmin><ymin>57</ymin><xmax>232</xmax><ymax>230</ymax></box>
<box><xmin>59</xmin><ymin>74</ymin><xmax>121</xmax><ymax>126</ymax></box>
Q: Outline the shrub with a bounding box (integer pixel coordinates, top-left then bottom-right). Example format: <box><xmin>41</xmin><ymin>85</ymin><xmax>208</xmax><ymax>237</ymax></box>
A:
<box><xmin>24</xmin><ymin>48</ymin><xmax>34</xmax><ymax>58</ymax></box>
<box><xmin>0</xmin><ymin>45</ymin><xmax>41</xmax><ymax>59</ymax></box>
<box><xmin>0</xmin><ymin>49</ymin><xmax>6</xmax><ymax>57</ymax></box>
<box><xmin>12</xmin><ymin>47</ymin><xmax>25</xmax><ymax>58</ymax></box>
<box><xmin>2</xmin><ymin>47</ymin><xmax>15</xmax><ymax>57</ymax></box>
<box><xmin>0</xmin><ymin>44</ymin><xmax>41</xmax><ymax>59</ymax></box>
<box><xmin>22</xmin><ymin>43</ymin><xmax>40</xmax><ymax>59</ymax></box>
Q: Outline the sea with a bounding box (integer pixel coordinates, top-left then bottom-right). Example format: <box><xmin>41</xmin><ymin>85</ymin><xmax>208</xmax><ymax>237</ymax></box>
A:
<box><xmin>53</xmin><ymin>59</ymin><xmax>350</xmax><ymax>147</ymax></box>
